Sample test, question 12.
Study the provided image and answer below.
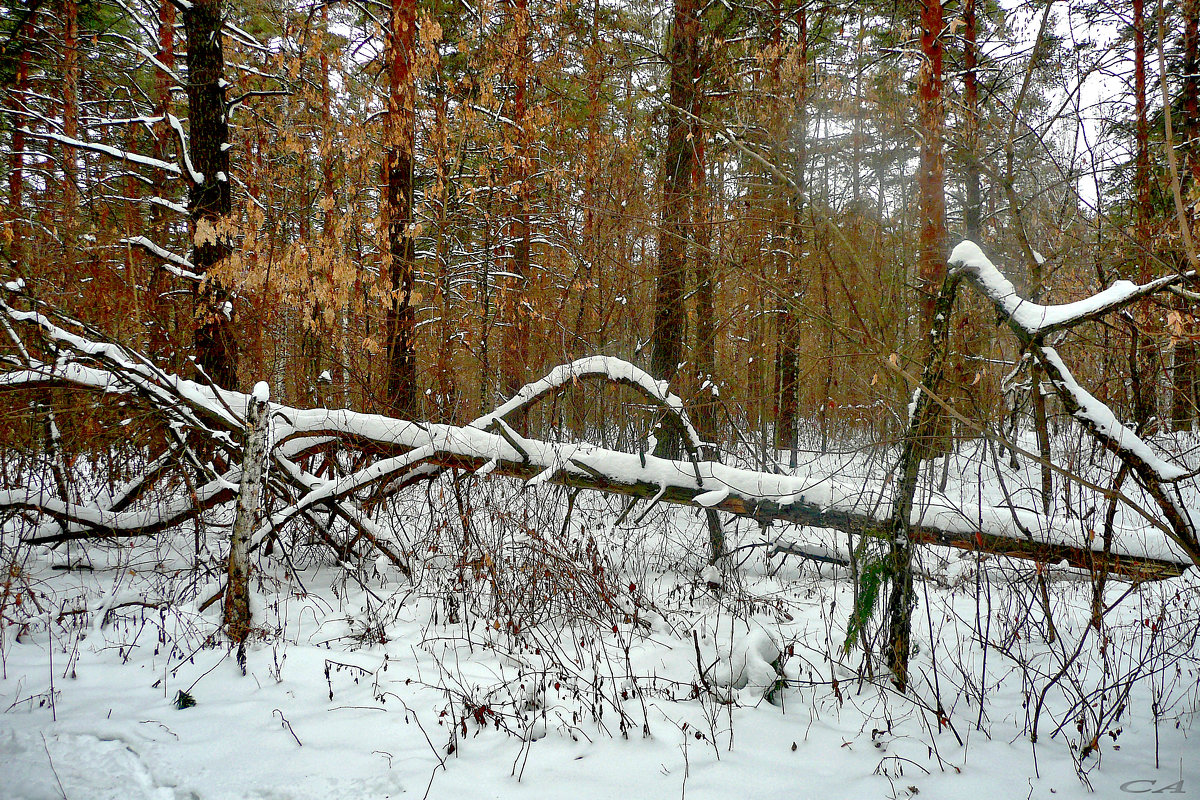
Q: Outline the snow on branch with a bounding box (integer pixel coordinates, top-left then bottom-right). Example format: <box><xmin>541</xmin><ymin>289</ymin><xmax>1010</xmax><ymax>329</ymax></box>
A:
<box><xmin>949</xmin><ymin>241</ymin><xmax>1188</xmax><ymax>338</ymax></box>
<box><xmin>166</xmin><ymin>114</ymin><xmax>204</xmax><ymax>184</ymax></box>
<box><xmin>122</xmin><ymin>236</ymin><xmax>202</xmax><ymax>282</ymax></box>
<box><xmin>9</xmin><ymin>478</ymin><xmax>237</xmax><ymax>544</ymax></box>
<box><xmin>949</xmin><ymin>240</ymin><xmax>1200</xmax><ymax>566</ymax></box>
<box><xmin>471</xmin><ymin>355</ymin><xmax>704</xmax><ymax>455</ymax></box>
<box><xmin>21</xmin><ymin>128</ymin><xmax>182</xmax><ymax>177</ymax></box>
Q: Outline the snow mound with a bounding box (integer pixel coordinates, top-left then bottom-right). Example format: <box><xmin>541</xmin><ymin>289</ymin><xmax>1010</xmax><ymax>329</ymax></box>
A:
<box><xmin>693</xmin><ymin>619</ymin><xmax>783</xmax><ymax>703</ymax></box>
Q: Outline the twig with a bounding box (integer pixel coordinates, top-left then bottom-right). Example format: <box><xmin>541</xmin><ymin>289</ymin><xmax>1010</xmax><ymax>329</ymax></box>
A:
<box><xmin>272</xmin><ymin>708</ymin><xmax>303</xmax><ymax>746</ymax></box>
<box><xmin>41</xmin><ymin>734</ymin><xmax>69</xmax><ymax>800</ymax></box>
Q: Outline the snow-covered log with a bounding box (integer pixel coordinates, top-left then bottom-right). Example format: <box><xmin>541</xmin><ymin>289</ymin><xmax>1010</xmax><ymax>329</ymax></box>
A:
<box><xmin>0</xmin><ymin>288</ymin><xmax>1192</xmax><ymax>581</ymax></box>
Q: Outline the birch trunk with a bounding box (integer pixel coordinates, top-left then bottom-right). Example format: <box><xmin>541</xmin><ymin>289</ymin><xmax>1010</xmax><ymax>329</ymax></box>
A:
<box><xmin>225</xmin><ymin>384</ymin><xmax>270</xmax><ymax>650</ymax></box>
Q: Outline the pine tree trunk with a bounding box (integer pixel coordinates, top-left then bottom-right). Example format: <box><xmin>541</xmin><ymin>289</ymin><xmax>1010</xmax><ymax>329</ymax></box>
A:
<box><xmin>62</xmin><ymin>0</ymin><xmax>79</xmax><ymax>210</ymax></box>
<box><xmin>383</xmin><ymin>0</ymin><xmax>419</xmax><ymax>417</ymax></box>
<box><xmin>690</xmin><ymin>45</ymin><xmax>718</xmax><ymax>451</ymax></box>
<box><xmin>963</xmin><ymin>0</ymin><xmax>981</xmax><ymax>242</ymax></box>
<box><xmin>1132</xmin><ymin>0</ymin><xmax>1156</xmax><ymax>427</ymax></box>
<box><xmin>886</xmin><ymin>0</ymin><xmax>950</xmax><ymax>691</ymax></box>
<box><xmin>916</xmin><ymin>0</ymin><xmax>949</xmax><ymax>461</ymax></box>
<box><xmin>692</xmin><ymin>167</ymin><xmax>718</xmax><ymax>449</ymax></box>
<box><xmin>917</xmin><ymin>0</ymin><xmax>947</xmax><ymax>337</ymax></box>
<box><xmin>650</xmin><ymin>0</ymin><xmax>698</xmax><ymax>403</ymax></box>
<box><xmin>501</xmin><ymin>0</ymin><xmax>532</xmax><ymax>403</ymax></box>
<box><xmin>8</xmin><ymin>22</ymin><xmax>29</xmax><ymax>270</ymax></box>
<box><xmin>1173</xmin><ymin>0</ymin><xmax>1199</xmax><ymax>430</ymax></box>
<box><xmin>185</xmin><ymin>0</ymin><xmax>238</xmax><ymax>389</ymax></box>
<box><xmin>147</xmin><ymin>0</ymin><xmax>176</xmax><ymax>366</ymax></box>
<box><xmin>775</xmin><ymin>6</ymin><xmax>806</xmax><ymax>467</ymax></box>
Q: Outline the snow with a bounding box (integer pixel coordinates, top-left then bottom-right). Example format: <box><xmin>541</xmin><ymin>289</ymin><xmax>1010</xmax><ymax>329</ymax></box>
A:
<box><xmin>4</xmin><ymin>303</ymin><xmax>1200</xmax><ymax>799</ymax></box>
<box><xmin>1039</xmin><ymin>347</ymin><xmax>1187</xmax><ymax>481</ymax></box>
<box><xmin>167</xmin><ymin>115</ymin><xmax>204</xmax><ymax>185</ymax></box>
<box><xmin>251</xmin><ymin>381</ymin><xmax>270</xmax><ymax>404</ymax></box>
<box><xmin>694</xmin><ymin>486</ymin><xmax>730</xmax><ymax>507</ymax></box>
<box><xmin>23</xmin><ymin>128</ymin><xmax>182</xmax><ymax>176</ymax></box>
<box><xmin>122</xmin><ymin>236</ymin><xmax>202</xmax><ymax>282</ymax></box>
<box><xmin>948</xmin><ymin>240</ymin><xmax>1180</xmax><ymax>336</ymax></box>
<box><xmin>3</xmin><ymin>496</ymin><xmax>1199</xmax><ymax>800</ymax></box>
<box><xmin>472</xmin><ymin>356</ymin><xmax>704</xmax><ymax>457</ymax></box>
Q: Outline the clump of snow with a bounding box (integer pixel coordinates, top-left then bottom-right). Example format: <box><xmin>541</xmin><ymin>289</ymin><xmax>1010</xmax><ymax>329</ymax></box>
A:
<box><xmin>693</xmin><ymin>618</ymin><xmax>783</xmax><ymax>703</ymax></box>
<box><xmin>251</xmin><ymin>381</ymin><xmax>270</xmax><ymax>404</ymax></box>
<box><xmin>694</xmin><ymin>486</ymin><xmax>730</xmax><ymax>507</ymax></box>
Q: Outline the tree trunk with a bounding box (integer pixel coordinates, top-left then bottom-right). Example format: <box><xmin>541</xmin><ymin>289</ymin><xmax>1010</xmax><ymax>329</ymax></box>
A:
<box><xmin>1132</xmin><ymin>0</ymin><xmax>1156</xmax><ymax>427</ymax></box>
<box><xmin>650</xmin><ymin>0</ymin><xmax>699</xmax><ymax>408</ymax></box>
<box><xmin>916</xmin><ymin>0</ymin><xmax>951</xmax><ymax>462</ymax></box>
<box><xmin>147</xmin><ymin>0</ymin><xmax>176</xmax><ymax>366</ymax></box>
<box><xmin>430</xmin><ymin>57</ymin><xmax>458</xmax><ymax>422</ymax></box>
<box><xmin>690</xmin><ymin>27</ymin><xmax>718</xmax><ymax>450</ymax></box>
<box><xmin>185</xmin><ymin>0</ymin><xmax>238</xmax><ymax>389</ymax></box>
<box><xmin>62</xmin><ymin>0</ymin><xmax>79</xmax><ymax>211</ymax></box>
<box><xmin>775</xmin><ymin>6</ymin><xmax>806</xmax><ymax>467</ymax></box>
<box><xmin>383</xmin><ymin>0</ymin><xmax>419</xmax><ymax>417</ymax></box>
<box><xmin>1173</xmin><ymin>0</ymin><xmax>1199</xmax><ymax>430</ymax></box>
<box><xmin>963</xmin><ymin>0</ymin><xmax>981</xmax><ymax>242</ymax></box>
<box><xmin>319</xmin><ymin>4</ymin><xmax>346</xmax><ymax>407</ymax></box>
<box><xmin>886</xmin><ymin>274</ymin><xmax>960</xmax><ymax>691</ymax></box>
<box><xmin>501</xmin><ymin>0</ymin><xmax>532</xmax><ymax>403</ymax></box>
<box><xmin>226</xmin><ymin>384</ymin><xmax>270</xmax><ymax>663</ymax></box>
<box><xmin>917</xmin><ymin>0</ymin><xmax>947</xmax><ymax>337</ymax></box>
<box><xmin>7</xmin><ymin>21</ymin><xmax>29</xmax><ymax>270</ymax></box>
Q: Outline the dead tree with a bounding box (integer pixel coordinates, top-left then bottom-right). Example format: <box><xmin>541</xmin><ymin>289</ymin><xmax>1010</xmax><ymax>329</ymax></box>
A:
<box><xmin>225</xmin><ymin>382</ymin><xmax>269</xmax><ymax>660</ymax></box>
<box><xmin>1</xmin><ymin>283</ymin><xmax>1191</xmax><ymax>588</ymax></box>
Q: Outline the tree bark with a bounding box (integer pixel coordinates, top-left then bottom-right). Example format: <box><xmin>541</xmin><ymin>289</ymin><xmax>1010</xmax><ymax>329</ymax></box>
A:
<box><xmin>963</xmin><ymin>0</ymin><xmax>982</xmax><ymax>242</ymax></box>
<box><xmin>185</xmin><ymin>0</ymin><xmax>238</xmax><ymax>389</ymax></box>
<box><xmin>383</xmin><ymin>0</ymin><xmax>419</xmax><ymax>418</ymax></box>
<box><xmin>7</xmin><ymin>21</ymin><xmax>29</xmax><ymax>269</ymax></box>
<box><xmin>500</xmin><ymin>0</ymin><xmax>532</xmax><ymax>403</ymax></box>
<box><xmin>147</xmin><ymin>0</ymin><xmax>176</xmax><ymax>366</ymax></box>
<box><xmin>319</xmin><ymin>4</ymin><xmax>346</xmax><ymax>406</ymax></box>
<box><xmin>1132</xmin><ymin>0</ymin><xmax>1157</xmax><ymax>427</ymax></box>
<box><xmin>62</xmin><ymin>0</ymin><xmax>79</xmax><ymax>210</ymax></box>
<box><xmin>650</xmin><ymin>0</ymin><xmax>699</xmax><ymax>417</ymax></box>
<box><xmin>1172</xmin><ymin>0</ymin><xmax>1199</xmax><ymax>430</ymax></box>
<box><xmin>226</xmin><ymin>386</ymin><xmax>269</xmax><ymax>659</ymax></box>
<box><xmin>886</xmin><ymin>273</ymin><xmax>959</xmax><ymax>691</ymax></box>
<box><xmin>691</xmin><ymin>138</ymin><xmax>718</xmax><ymax>449</ymax></box>
<box><xmin>775</xmin><ymin>5</ymin><xmax>806</xmax><ymax>467</ymax></box>
<box><xmin>917</xmin><ymin>0</ymin><xmax>947</xmax><ymax>338</ymax></box>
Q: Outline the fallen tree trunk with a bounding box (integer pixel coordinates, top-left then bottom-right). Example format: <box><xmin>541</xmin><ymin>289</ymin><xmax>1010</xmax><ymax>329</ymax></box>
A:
<box><xmin>409</xmin><ymin>452</ymin><xmax>1187</xmax><ymax>581</ymax></box>
<box><xmin>0</xmin><ymin>287</ymin><xmax>1191</xmax><ymax>583</ymax></box>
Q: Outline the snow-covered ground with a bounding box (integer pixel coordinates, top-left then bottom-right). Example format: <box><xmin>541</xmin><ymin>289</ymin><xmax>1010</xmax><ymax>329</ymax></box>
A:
<box><xmin>3</xmin><ymin>440</ymin><xmax>1200</xmax><ymax>800</ymax></box>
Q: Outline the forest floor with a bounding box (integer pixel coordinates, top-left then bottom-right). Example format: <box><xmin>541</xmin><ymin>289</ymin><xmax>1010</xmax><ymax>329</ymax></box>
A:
<box><xmin>2</xmin><ymin>438</ymin><xmax>1199</xmax><ymax>800</ymax></box>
